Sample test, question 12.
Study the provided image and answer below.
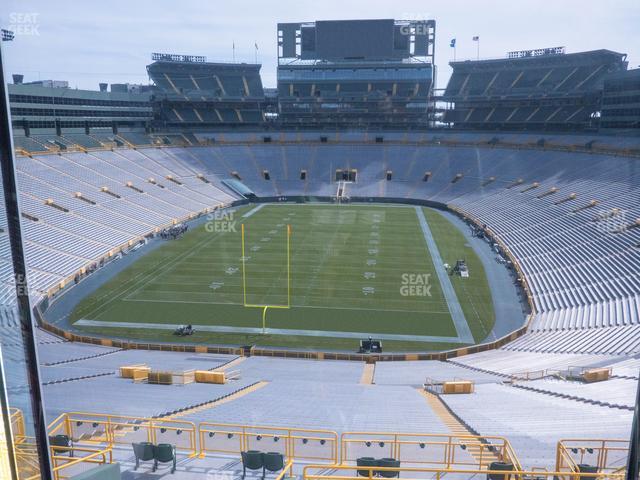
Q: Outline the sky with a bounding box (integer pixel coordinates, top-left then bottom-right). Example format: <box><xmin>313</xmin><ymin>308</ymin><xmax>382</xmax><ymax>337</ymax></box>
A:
<box><xmin>1</xmin><ymin>0</ymin><xmax>639</xmax><ymax>90</ymax></box>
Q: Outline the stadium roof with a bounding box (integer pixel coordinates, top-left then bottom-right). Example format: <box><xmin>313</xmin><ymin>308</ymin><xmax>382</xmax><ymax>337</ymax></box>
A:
<box><xmin>449</xmin><ymin>49</ymin><xmax>627</xmax><ymax>68</ymax></box>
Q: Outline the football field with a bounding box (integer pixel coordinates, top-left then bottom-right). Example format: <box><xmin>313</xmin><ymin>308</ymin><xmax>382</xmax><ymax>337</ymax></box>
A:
<box><xmin>73</xmin><ymin>204</ymin><xmax>495</xmax><ymax>350</ymax></box>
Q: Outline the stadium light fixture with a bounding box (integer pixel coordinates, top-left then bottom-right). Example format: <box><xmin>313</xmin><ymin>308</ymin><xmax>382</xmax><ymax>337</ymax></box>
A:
<box><xmin>1</xmin><ymin>29</ymin><xmax>14</xmax><ymax>42</ymax></box>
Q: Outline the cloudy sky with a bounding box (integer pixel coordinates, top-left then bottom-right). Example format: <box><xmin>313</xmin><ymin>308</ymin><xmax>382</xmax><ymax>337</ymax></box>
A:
<box><xmin>1</xmin><ymin>0</ymin><xmax>638</xmax><ymax>90</ymax></box>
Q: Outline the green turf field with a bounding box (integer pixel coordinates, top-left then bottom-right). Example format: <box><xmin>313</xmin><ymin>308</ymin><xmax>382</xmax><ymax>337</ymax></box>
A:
<box><xmin>72</xmin><ymin>204</ymin><xmax>495</xmax><ymax>351</ymax></box>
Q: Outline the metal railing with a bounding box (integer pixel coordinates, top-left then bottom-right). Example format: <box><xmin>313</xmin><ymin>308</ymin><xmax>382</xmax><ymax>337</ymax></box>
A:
<box><xmin>509</xmin><ymin>369</ymin><xmax>563</xmax><ymax>382</ymax></box>
<box><xmin>302</xmin><ymin>464</ymin><xmax>626</xmax><ymax>480</ymax></box>
<box><xmin>48</xmin><ymin>446</ymin><xmax>112</xmax><ymax>480</ymax></box>
<box><xmin>48</xmin><ymin>412</ymin><xmax>198</xmax><ymax>458</ymax></box>
<box><xmin>198</xmin><ymin>422</ymin><xmax>338</xmax><ymax>464</ymax></box>
<box><xmin>9</xmin><ymin>407</ymin><xmax>26</xmax><ymax>441</ymax></box>
<box><xmin>340</xmin><ymin>431</ymin><xmax>521</xmax><ymax>471</ymax></box>
<box><xmin>46</xmin><ymin>412</ymin><xmax>630</xmax><ymax>479</ymax></box>
<box><xmin>557</xmin><ymin>439</ymin><xmax>629</xmax><ymax>476</ymax></box>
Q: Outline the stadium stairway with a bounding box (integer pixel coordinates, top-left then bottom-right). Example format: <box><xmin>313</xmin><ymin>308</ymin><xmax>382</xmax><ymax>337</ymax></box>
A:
<box><xmin>41</xmin><ymin>371</ymin><xmax>115</xmax><ymax>386</ymax></box>
<box><xmin>418</xmin><ymin>389</ymin><xmax>501</xmax><ymax>465</ymax></box>
<box><xmin>511</xmin><ymin>384</ymin><xmax>634</xmax><ymax>411</ymax></box>
<box><xmin>159</xmin><ymin>381</ymin><xmax>269</xmax><ymax>420</ymax></box>
<box><xmin>40</xmin><ymin>347</ymin><xmax>125</xmax><ymax>367</ymax></box>
<box><xmin>360</xmin><ymin>363</ymin><xmax>375</xmax><ymax>385</ymax></box>
<box><xmin>210</xmin><ymin>355</ymin><xmax>246</xmax><ymax>372</ymax></box>
<box><xmin>445</xmin><ymin>359</ymin><xmax>511</xmax><ymax>379</ymax></box>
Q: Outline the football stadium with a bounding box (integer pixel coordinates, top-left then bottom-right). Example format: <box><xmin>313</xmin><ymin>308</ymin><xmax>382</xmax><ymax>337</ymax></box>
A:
<box><xmin>0</xmin><ymin>4</ymin><xmax>639</xmax><ymax>480</ymax></box>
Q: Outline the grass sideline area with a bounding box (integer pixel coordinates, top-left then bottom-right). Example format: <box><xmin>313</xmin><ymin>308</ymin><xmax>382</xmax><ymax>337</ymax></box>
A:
<box><xmin>72</xmin><ymin>204</ymin><xmax>495</xmax><ymax>351</ymax></box>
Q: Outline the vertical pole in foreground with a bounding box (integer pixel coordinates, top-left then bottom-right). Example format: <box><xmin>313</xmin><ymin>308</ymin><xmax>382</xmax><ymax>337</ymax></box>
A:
<box><xmin>241</xmin><ymin>223</ymin><xmax>247</xmax><ymax>306</ymax></box>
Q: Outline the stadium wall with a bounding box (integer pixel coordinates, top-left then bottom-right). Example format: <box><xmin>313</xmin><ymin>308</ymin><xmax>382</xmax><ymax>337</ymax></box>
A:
<box><xmin>33</xmin><ymin>299</ymin><xmax>530</xmax><ymax>362</ymax></box>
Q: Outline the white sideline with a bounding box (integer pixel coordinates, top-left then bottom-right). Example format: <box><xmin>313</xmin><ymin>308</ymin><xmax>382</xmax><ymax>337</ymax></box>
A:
<box><xmin>414</xmin><ymin>206</ymin><xmax>474</xmax><ymax>344</ymax></box>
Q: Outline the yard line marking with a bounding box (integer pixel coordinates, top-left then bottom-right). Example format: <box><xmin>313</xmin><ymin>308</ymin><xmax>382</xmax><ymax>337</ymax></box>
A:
<box><xmin>297</xmin><ymin>217</ymin><xmax>343</xmax><ymax>307</ymax></box>
<box><xmin>117</xmin><ymin>296</ymin><xmax>451</xmax><ymax>314</ymax></box>
<box><xmin>123</xmin><ymin>231</ymin><xmax>224</xmax><ymax>301</ymax></box>
<box><xmin>84</xmin><ymin>230</ymin><xmax>225</xmax><ymax>320</ymax></box>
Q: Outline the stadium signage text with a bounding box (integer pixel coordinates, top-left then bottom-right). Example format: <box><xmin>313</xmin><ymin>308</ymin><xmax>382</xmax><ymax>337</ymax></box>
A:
<box><xmin>507</xmin><ymin>46</ymin><xmax>565</xmax><ymax>59</ymax></box>
<box><xmin>151</xmin><ymin>52</ymin><xmax>207</xmax><ymax>63</ymax></box>
<box><xmin>400</xmin><ymin>273</ymin><xmax>432</xmax><ymax>297</ymax></box>
<box><xmin>205</xmin><ymin>211</ymin><xmax>237</xmax><ymax>233</ymax></box>
<box><xmin>8</xmin><ymin>12</ymin><xmax>40</xmax><ymax>36</ymax></box>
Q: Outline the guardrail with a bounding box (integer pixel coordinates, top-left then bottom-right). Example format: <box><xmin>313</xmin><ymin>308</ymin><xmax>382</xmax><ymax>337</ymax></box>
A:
<box><xmin>14</xmin><ymin>439</ymin><xmax>41</xmax><ymax>480</ymax></box>
<box><xmin>302</xmin><ymin>464</ymin><xmax>626</xmax><ymax>480</ymax></box>
<box><xmin>9</xmin><ymin>407</ymin><xmax>26</xmax><ymax>441</ymax></box>
<box><xmin>47</xmin><ymin>413</ymin><xmax>630</xmax><ymax>477</ymax></box>
<box><xmin>198</xmin><ymin>422</ymin><xmax>338</xmax><ymax>464</ymax></box>
<box><xmin>340</xmin><ymin>431</ymin><xmax>521</xmax><ymax>471</ymax></box>
<box><xmin>14</xmin><ymin>136</ymin><xmax>640</xmax><ymax>159</ymax></box>
<box><xmin>49</xmin><ymin>446</ymin><xmax>113</xmax><ymax>480</ymax></box>
<box><xmin>49</xmin><ymin>412</ymin><xmax>198</xmax><ymax>458</ymax></box>
<box><xmin>556</xmin><ymin>439</ymin><xmax>629</xmax><ymax>476</ymax></box>
<box><xmin>509</xmin><ymin>369</ymin><xmax>562</xmax><ymax>382</ymax></box>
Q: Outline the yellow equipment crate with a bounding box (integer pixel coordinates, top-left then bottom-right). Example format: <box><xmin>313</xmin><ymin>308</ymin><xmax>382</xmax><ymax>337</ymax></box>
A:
<box><xmin>195</xmin><ymin>370</ymin><xmax>226</xmax><ymax>384</ymax></box>
<box><xmin>442</xmin><ymin>381</ymin><xmax>474</xmax><ymax>394</ymax></box>
<box><xmin>147</xmin><ymin>370</ymin><xmax>196</xmax><ymax>385</ymax></box>
<box><xmin>132</xmin><ymin>368</ymin><xmax>150</xmax><ymax>383</ymax></box>
<box><xmin>582</xmin><ymin>368</ymin><xmax>611</xmax><ymax>383</ymax></box>
<box><xmin>120</xmin><ymin>365</ymin><xmax>150</xmax><ymax>379</ymax></box>
<box><xmin>148</xmin><ymin>371</ymin><xmax>174</xmax><ymax>385</ymax></box>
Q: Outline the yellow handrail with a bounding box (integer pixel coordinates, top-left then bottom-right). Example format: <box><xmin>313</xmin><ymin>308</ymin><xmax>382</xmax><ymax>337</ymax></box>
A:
<box><xmin>198</xmin><ymin>421</ymin><xmax>338</xmax><ymax>464</ymax></box>
<box><xmin>274</xmin><ymin>460</ymin><xmax>294</xmax><ymax>479</ymax></box>
<box><xmin>50</xmin><ymin>447</ymin><xmax>112</xmax><ymax>480</ymax></box>
<box><xmin>556</xmin><ymin>439</ymin><xmax>629</xmax><ymax>474</ymax></box>
<box><xmin>303</xmin><ymin>463</ymin><xmax>625</xmax><ymax>480</ymax></box>
<box><xmin>52</xmin><ymin>412</ymin><xmax>198</xmax><ymax>457</ymax></box>
<box><xmin>340</xmin><ymin>431</ymin><xmax>521</xmax><ymax>471</ymax></box>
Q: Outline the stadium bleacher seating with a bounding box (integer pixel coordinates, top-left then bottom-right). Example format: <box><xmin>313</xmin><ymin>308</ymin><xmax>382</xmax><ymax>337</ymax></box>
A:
<box><xmin>4</xmin><ymin>132</ymin><xmax>639</xmax><ymax>476</ymax></box>
<box><xmin>444</xmin><ymin>50</ymin><xmax>628</xmax><ymax>130</ymax></box>
<box><xmin>10</xmin><ymin>135</ymin><xmax>640</xmax><ymax>356</ymax></box>
<box><xmin>146</xmin><ymin>59</ymin><xmax>266</xmax><ymax>127</ymax></box>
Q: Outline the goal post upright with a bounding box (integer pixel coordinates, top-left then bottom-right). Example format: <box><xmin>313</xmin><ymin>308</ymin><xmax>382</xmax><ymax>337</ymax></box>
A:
<box><xmin>241</xmin><ymin>222</ymin><xmax>292</xmax><ymax>333</ymax></box>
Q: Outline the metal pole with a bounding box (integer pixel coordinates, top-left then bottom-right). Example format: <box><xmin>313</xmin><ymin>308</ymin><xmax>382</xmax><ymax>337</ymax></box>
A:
<box><xmin>626</xmin><ymin>376</ymin><xmax>640</xmax><ymax>479</ymax></box>
<box><xmin>0</xmin><ymin>41</ymin><xmax>53</xmax><ymax>479</ymax></box>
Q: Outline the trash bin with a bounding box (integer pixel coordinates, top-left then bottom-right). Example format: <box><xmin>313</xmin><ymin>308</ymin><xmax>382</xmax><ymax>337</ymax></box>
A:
<box><xmin>577</xmin><ymin>464</ymin><xmax>599</xmax><ymax>480</ymax></box>
<box><xmin>487</xmin><ymin>461</ymin><xmax>514</xmax><ymax>480</ymax></box>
